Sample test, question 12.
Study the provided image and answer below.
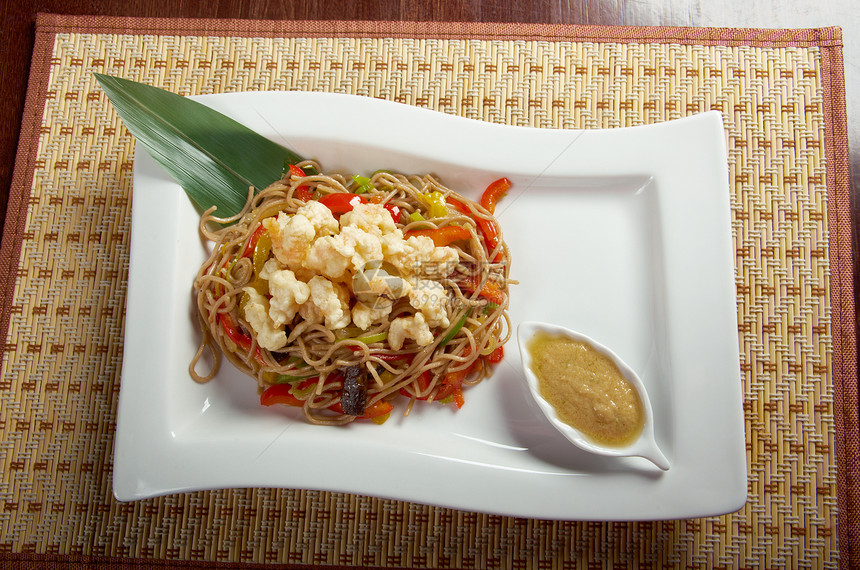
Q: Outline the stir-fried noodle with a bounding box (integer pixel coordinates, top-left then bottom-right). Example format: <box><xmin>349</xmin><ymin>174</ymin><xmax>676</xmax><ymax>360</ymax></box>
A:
<box><xmin>190</xmin><ymin>162</ymin><xmax>512</xmax><ymax>425</ymax></box>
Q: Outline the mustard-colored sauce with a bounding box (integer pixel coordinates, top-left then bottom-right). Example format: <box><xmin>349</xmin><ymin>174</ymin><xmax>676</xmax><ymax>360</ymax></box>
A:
<box><xmin>527</xmin><ymin>331</ymin><xmax>644</xmax><ymax>447</ymax></box>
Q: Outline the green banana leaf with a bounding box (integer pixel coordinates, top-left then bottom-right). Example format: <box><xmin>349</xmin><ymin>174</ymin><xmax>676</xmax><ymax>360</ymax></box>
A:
<box><xmin>94</xmin><ymin>74</ymin><xmax>303</xmax><ymax>219</ymax></box>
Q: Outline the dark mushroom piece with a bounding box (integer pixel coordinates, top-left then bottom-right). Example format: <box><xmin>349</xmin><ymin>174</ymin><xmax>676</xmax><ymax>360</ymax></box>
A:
<box><xmin>341</xmin><ymin>365</ymin><xmax>368</xmax><ymax>416</ymax></box>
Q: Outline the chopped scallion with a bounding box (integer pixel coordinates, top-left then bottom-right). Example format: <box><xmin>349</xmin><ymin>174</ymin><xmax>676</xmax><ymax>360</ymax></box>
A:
<box><xmin>439</xmin><ymin>309</ymin><xmax>471</xmax><ymax>346</ymax></box>
<box><xmin>352</xmin><ymin>174</ymin><xmax>373</xmax><ymax>194</ymax></box>
<box><xmin>353</xmin><ymin>331</ymin><xmax>388</xmax><ymax>344</ymax></box>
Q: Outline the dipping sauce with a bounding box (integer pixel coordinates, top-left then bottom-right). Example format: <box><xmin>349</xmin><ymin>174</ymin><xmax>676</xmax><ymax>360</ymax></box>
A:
<box><xmin>526</xmin><ymin>331</ymin><xmax>644</xmax><ymax>447</ymax></box>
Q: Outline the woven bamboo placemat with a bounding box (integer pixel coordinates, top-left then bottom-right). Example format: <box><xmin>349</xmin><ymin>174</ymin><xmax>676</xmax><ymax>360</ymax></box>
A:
<box><xmin>0</xmin><ymin>13</ymin><xmax>855</xmax><ymax>569</ymax></box>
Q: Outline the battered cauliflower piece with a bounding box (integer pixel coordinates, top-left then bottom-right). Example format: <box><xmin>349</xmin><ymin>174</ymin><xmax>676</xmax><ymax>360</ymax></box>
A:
<box><xmin>303</xmin><ymin>235</ymin><xmax>352</xmax><ymax>280</ymax></box>
<box><xmin>341</xmin><ymin>226</ymin><xmax>384</xmax><ymax>270</ymax></box>
<box><xmin>362</xmin><ymin>270</ymin><xmax>411</xmax><ymax>299</ymax></box>
<box><xmin>258</xmin><ymin>198</ymin><xmax>462</xmax><ymax>340</ymax></box>
<box><xmin>388</xmin><ymin>312</ymin><xmax>434</xmax><ymax>350</ymax></box>
<box><xmin>352</xmin><ymin>267</ymin><xmax>411</xmax><ymax>322</ymax></box>
<box><xmin>380</xmin><ymin>231</ymin><xmax>409</xmax><ymax>258</ymax></box>
<box><xmin>264</xmin><ymin>211</ymin><xmax>314</xmax><ymax>269</ymax></box>
<box><xmin>351</xmin><ymin>303</ymin><xmax>393</xmax><ymax>331</ymax></box>
<box><xmin>408</xmin><ymin>279</ymin><xmax>450</xmax><ymax>328</ymax></box>
<box><xmin>304</xmin><ymin>226</ymin><xmax>384</xmax><ymax>278</ymax></box>
<box><xmin>263</xmin><ymin>203</ymin><xmax>338</xmax><ymax>270</ymax></box>
<box><xmin>301</xmin><ymin>276</ymin><xmax>351</xmax><ymax>330</ymax></box>
<box><xmin>296</xmin><ymin>200</ymin><xmax>339</xmax><ymax>237</ymax></box>
<box><xmin>388</xmin><ymin>235</ymin><xmax>459</xmax><ymax>279</ymax></box>
<box><xmin>260</xmin><ymin>259</ymin><xmax>310</xmax><ymax>327</ymax></box>
<box><xmin>298</xmin><ymin>302</ymin><xmax>323</xmax><ymax>326</ymax></box>
<box><xmin>242</xmin><ymin>288</ymin><xmax>287</xmax><ymax>351</ymax></box>
<box><xmin>340</xmin><ymin>203</ymin><xmax>397</xmax><ymax>236</ymax></box>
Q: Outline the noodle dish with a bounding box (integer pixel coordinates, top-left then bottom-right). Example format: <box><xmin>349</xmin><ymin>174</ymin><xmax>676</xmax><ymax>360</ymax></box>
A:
<box><xmin>190</xmin><ymin>163</ymin><xmax>513</xmax><ymax>425</ymax></box>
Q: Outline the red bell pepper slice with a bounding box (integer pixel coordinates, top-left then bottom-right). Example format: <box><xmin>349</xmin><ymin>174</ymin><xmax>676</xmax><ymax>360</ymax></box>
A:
<box><xmin>364</xmin><ymin>194</ymin><xmax>402</xmax><ymax>224</ymax></box>
<box><xmin>435</xmin><ymin>368</ymin><xmax>467</xmax><ymax>408</ymax></box>
<box><xmin>486</xmin><ymin>345</ymin><xmax>505</xmax><ymax>363</ymax></box>
<box><xmin>480</xmin><ymin>177</ymin><xmax>511</xmax><ymax>214</ymax></box>
<box><xmin>318</xmin><ymin>192</ymin><xmax>367</xmax><ymax>217</ymax></box>
<box><xmin>450</xmin><ymin>389</ymin><xmax>466</xmax><ymax>409</ymax></box>
<box><xmin>329</xmin><ymin>399</ymin><xmax>394</xmax><ymax>419</ymax></box>
<box><xmin>260</xmin><ymin>383</ymin><xmax>304</xmax><ymax>407</ymax></box>
<box><xmin>447</xmin><ymin>196</ymin><xmax>503</xmax><ymax>262</ymax></box>
<box><xmin>295</xmin><ymin>186</ymin><xmax>314</xmax><ymax>201</ymax></box>
<box><xmin>434</xmin><ymin>347</ymin><xmax>481</xmax><ymax>409</ymax></box>
<box><xmin>405</xmin><ymin>225</ymin><xmax>471</xmax><ymax>247</ymax></box>
<box><xmin>457</xmin><ymin>274</ymin><xmax>505</xmax><ymax>306</ymax></box>
<box><xmin>241</xmin><ymin>223</ymin><xmax>266</xmax><ymax>258</ymax></box>
<box><xmin>383</xmin><ymin>203</ymin><xmax>401</xmax><ymax>224</ymax></box>
<box><xmin>288</xmin><ymin>164</ymin><xmax>314</xmax><ymax>201</ymax></box>
<box><xmin>219</xmin><ymin>312</ymin><xmax>265</xmax><ymax>362</ymax></box>
<box><xmin>218</xmin><ymin>312</ymin><xmax>252</xmax><ymax>352</ymax></box>
<box><xmin>399</xmin><ymin>370</ymin><xmax>433</xmax><ymax>400</ymax></box>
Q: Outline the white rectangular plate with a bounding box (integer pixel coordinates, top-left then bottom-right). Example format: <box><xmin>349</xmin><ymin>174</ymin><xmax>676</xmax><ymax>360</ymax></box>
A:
<box><xmin>114</xmin><ymin>92</ymin><xmax>746</xmax><ymax>520</ymax></box>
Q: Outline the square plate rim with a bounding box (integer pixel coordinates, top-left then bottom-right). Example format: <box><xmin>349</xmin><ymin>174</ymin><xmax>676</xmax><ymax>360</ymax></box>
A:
<box><xmin>114</xmin><ymin>92</ymin><xmax>746</xmax><ymax>520</ymax></box>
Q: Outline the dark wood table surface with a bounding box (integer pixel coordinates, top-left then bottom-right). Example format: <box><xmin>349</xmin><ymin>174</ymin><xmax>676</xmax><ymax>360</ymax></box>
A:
<box><xmin>1</xmin><ymin>0</ymin><xmax>857</xmax><ymax>328</ymax></box>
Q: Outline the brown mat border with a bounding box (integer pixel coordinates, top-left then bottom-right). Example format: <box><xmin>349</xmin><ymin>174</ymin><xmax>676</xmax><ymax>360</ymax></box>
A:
<box><xmin>0</xmin><ymin>552</ymin><xmax>373</xmax><ymax>570</ymax></box>
<box><xmin>0</xmin><ymin>13</ymin><xmax>855</xmax><ymax>569</ymax></box>
<box><xmin>32</xmin><ymin>14</ymin><xmax>845</xmax><ymax>47</ymax></box>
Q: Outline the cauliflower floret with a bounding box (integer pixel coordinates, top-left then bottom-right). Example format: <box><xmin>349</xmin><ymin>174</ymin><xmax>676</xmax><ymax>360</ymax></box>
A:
<box><xmin>262</xmin><ymin>203</ymin><xmax>338</xmax><ymax>270</ymax></box>
<box><xmin>388</xmin><ymin>313</ymin><xmax>435</xmax><ymax>350</ymax></box>
<box><xmin>352</xmin><ymin>266</ymin><xmax>411</xmax><ymax>316</ymax></box>
<box><xmin>352</xmin><ymin>303</ymin><xmax>393</xmax><ymax>330</ymax></box>
<box><xmin>301</xmin><ymin>276</ymin><xmax>351</xmax><ymax>330</ymax></box>
<box><xmin>361</xmin><ymin>269</ymin><xmax>411</xmax><ymax>299</ymax></box>
<box><xmin>241</xmin><ymin>288</ymin><xmax>287</xmax><ymax>351</ymax></box>
<box><xmin>263</xmin><ymin>212</ymin><xmax>315</xmax><ymax>269</ymax></box>
<box><xmin>380</xmin><ymin>231</ymin><xmax>409</xmax><ymax>258</ymax></box>
<box><xmin>298</xmin><ymin>302</ymin><xmax>323</xmax><ymax>326</ymax></box>
<box><xmin>340</xmin><ymin>226</ymin><xmax>383</xmax><ymax>271</ymax></box>
<box><xmin>388</xmin><ymin>235</ymin><xmax>459</xmax><ymax>279</ymax></box>
<box><xmin>408</xmin><ymin>279</ymin><xmax>451</xmax><ymax>328</ymax></box>
<box><xmin>304</xmin><ymin>226</ymin><xmax>384</xmax><ymax>278</ymax></box>
<box><xmin>340</xmin><ymin>202</ymin><xmax>397</xmax><ymax>236</ymax></box>
<box><xmin>303</xmin><ymin>235</ymin><xmax>352</xmax><ymax>280</ymax></box>
<box><xmin>296</xmin><ymin>200</ymin><xmax>339</xmax><ymax>237</ymax></box>
<box><xmin>260</xmin><ymin>259</ymin><xmax>310</xmax><ymax>327</ymax></box>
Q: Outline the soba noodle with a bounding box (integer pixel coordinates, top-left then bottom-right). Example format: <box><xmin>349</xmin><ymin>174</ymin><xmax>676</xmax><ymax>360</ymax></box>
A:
<box><xmin>190</xmin><ymin>161</ymin><xmax>512</xmax><ymax>425</ymax></box>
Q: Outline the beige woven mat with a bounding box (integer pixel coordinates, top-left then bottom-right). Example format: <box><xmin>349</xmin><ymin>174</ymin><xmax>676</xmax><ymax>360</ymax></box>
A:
<box><xmin>0</xmin><ymin>14</ymin><xmax>855</xmax><ymax>569</ymax></box>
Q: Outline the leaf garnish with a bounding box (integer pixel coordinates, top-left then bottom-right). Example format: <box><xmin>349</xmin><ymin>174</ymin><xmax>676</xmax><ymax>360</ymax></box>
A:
<box><xmin>95</xmin><ymin>74</ymin><xmax>303</xmax><ymax>219</ymax></box>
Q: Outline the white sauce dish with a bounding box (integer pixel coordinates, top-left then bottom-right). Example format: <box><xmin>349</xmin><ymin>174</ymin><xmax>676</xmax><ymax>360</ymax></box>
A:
<box><xmin>518</xmin><ymin>321</ymin><xmax>670</xmax><ymax>471</ymax></box>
